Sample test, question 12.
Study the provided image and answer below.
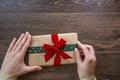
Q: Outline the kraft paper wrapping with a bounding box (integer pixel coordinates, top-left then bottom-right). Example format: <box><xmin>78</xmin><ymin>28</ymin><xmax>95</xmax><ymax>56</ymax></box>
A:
<box><xmin>28</xmin><ymin>33</ymin><xmax>78</xmax><ymax>66</ymax></box>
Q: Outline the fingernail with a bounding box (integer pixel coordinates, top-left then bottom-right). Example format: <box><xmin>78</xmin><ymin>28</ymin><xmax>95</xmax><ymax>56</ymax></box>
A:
<box><xmin>38</xmin><ymin>67</ymin><xmax>42</xmax><ymax>70</ymax></box>
<box><xmin>26</xmin><ymin>32</ymin><xmax>29</xmax><ymax>35</ymax></box>
<box><xmin>22</xmin><ymin>33</ymin><xmax>24</xmax><ymax>36</ymax></box>
<box><xmin>75</xmin><ymin>48</ymin><xmax>77</xmax><ymax>52</ymax></box>
<box><xmin>13</xmin><ymin>38</ymin><xmax>16</xmax><ymax>40</ymax></box>
<box><xmin>77</xmin><ymin>41</ymin><xmax>80</xmax><ymax>44</ymax></box>
<box><xmin>28</xmin><ymin>34</ymin><xmax>31</xmax><ymax>37</ymax></box>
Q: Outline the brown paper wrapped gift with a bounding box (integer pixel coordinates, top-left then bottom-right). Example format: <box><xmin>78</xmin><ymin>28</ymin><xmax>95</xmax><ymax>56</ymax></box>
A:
<box><xmin>28</xmin><ymin>33</ymin><xmax>78</xmax><ymax>66</ymax></box>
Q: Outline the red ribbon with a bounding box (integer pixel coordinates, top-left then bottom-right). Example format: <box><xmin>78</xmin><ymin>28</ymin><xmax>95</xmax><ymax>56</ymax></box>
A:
<box><xmin>43</xmin><ymin>34</ymin><xmax>72</xmax><ymax>66</ymax></box>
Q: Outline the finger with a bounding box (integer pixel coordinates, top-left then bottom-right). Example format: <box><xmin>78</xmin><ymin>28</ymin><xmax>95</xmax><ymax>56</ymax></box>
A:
<box><xmin>26</xmin><ymin>66</ymin><xmax>42</xmax><ymax>73</ymax></box>
<box><xmin>7</xmin><ymin>38</ymin><xmax>16</xmax><ymax>53</ymax></box>
<box><xmin>78</xmin><ymin>49</ymin><xmax>84</xmax><ymax>56</ymax></box>
<box><xmin>16</xmin><ymin>32</ymin><xmax>29</xmax><ymax>52</ymax></box>
<box><xmin>21</xmin><ymin>34</ymin><xmax>31</xmax><ymax>58</ymax></box>
<box><xmin>75</xmin><ymin>48</ymin><xmax>82</xmax><ymax>65</ymax></box>
<box><xmin>84</xmin><ymin>44</ymin><xmax>97</xmax><ymax>63</ymax></box>
<box><xmin>77</xmin><ymin>41</ymin><xmax>89</xmax><ymax>58</ymax></box>
<box><xmin>12</xmin><ymin>34</ymin><xmax>25</xmax><ymax>51</ymax></box>
<box><xmin>84</xmin><ymin>44</ymin><xmax>96</xmax><ymax>58</ymax></box>
<box><xmin>18</xmin><ymin>66</ymin><xmax>42</xmax><ymax>76</ymax></box>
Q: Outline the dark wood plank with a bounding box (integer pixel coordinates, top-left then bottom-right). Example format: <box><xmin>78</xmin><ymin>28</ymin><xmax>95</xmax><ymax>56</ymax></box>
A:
<box><xmin>19</xmin><ymin>53</ymin><xmax>120</xmax><ymax>80</ymax></box>
<box><xmin>0</xmin><ymin>13</ymin><xmax>120</xmax><ymax>53</ymax></box>
<box><xmin>0</xmin><ymin>0</ymin><xmax>120</xmax><ymax>13</ymax></box>
<box><xmin>0</xmin><ymin>13</ymin><xmax>120</xmax><ymax>80</ymax></box>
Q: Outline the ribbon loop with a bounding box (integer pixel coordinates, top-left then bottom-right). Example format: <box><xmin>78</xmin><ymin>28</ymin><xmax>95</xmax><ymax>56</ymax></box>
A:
<box><xmin>52</xmin><ymin>34</ymin><xmax>59</xmax><ymax>46</ymax></box>
<box><xmin>57</xmin><ymin>39</ymin><xmax>66</xmax><ymax>48</ymax></box>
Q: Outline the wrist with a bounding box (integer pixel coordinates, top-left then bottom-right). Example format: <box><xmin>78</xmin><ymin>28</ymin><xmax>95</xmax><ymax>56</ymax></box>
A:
<box><xmin>78</xmin><ymin>72</ymin><xmax>95</xmax><ymax>79</ymax></box>
<box><xmin>80</xmin><ymin>75</ymin><xmax>96</xmax><ymax>80</ymax></box>
<box><xmin>0</xmin><ymin>71</ymin><xmax>17</xmax><ymax>80</ymax></box>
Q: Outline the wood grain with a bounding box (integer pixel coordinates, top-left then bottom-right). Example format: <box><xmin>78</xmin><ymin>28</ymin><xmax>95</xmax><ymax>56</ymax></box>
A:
<box><xmin>0</xmin><ymin>13</ymin><xmax>120</xmax><ymax>53</ymax></box>
<box><xmin>0</xmin><ymin>0</ymin><xmax>120</xmax><ymax>13</ymax></box>
<box><xmin>0</xmin><ymin>13</ymin><xmax>120</xmax><ymax>80</ymax></box>
<box><xmin>19</xmin><ymin>53</ymin><xmax>120</xmax><ymax>80</ymax></box>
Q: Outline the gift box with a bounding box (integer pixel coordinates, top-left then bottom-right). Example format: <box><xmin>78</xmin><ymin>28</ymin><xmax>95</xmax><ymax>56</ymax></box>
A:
<box><xmin>28</xmin><ymin>33</ymin><xmax>78</xmax><ymax>66</ymax></box>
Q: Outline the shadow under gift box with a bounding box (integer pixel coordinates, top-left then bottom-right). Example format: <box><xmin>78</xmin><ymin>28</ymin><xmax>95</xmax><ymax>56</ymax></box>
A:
<box><xmin>28</xmin><ymin>33</ymin><xmax>78</xmax><ymax>66</ymax></box>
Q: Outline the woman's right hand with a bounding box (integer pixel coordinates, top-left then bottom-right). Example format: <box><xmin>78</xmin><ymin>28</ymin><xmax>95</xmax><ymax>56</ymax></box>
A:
<box><xmin>75</xmin><ymin>41</ymin><xmax>97</xmax><ymax>79</ymax></box>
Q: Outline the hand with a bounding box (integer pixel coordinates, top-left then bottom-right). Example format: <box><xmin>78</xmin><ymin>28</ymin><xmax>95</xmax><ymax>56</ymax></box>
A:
<box><xmin>0</xmin><ymin>32</ymin><xmax>42</xmax><ymax>77</ymax></box>
<box><xmin>75</xmin><ymin>41</ymin><xmax>97</xmax><ymax>79</ymax></box>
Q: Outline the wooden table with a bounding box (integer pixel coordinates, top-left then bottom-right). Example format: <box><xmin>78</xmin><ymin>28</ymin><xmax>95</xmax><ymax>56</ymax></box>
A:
<box><xmin>0</xmin><ymin>0</ymin><xmax>120</xmax><ymax>80</ymax></box>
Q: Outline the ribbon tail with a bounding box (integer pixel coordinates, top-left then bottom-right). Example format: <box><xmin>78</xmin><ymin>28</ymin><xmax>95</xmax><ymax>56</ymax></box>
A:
<box><xmin>54</xmin><ymin>54</ymin><xmax>61</xmax><ymax>66</ymax></box>
<box><xmin>59</xmin><ymin>51</ymin><xmax>72</xmax><ymax>59</ymax></box>
<box><xmin>44</xmin><ymin>51</ymin><xmax>54</xmax><ymax>62</ymax></box>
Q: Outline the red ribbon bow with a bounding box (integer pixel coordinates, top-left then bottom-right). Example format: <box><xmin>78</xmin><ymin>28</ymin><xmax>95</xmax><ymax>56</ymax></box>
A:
<box><xmin>43</xmin><ymin>34</ymin><xmax>72</xmax><ymax>66</ymax></box>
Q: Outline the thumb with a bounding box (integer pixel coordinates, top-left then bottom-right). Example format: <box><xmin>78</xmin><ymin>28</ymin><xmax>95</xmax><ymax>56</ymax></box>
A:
<box><xmin>26</xmin><ymin>66</ymin><xmax>42</xmax><ymax>73</ymax></box>
<box><xmin>75</xmin><ymin>48</ymin><xmax>82</xmax><ymax>65</ymax></box>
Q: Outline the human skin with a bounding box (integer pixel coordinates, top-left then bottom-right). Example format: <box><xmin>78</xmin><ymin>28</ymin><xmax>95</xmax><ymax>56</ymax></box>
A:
<box><xmin>0</xmin><ymin>32</ymin><xmax>42</xmax><ymax>77</ymax></box>
<box><xmin>0</xmin><ymin>32</ymin><xmax>96</xmax><ymax>79</ymax></box>
<box><xmin>75</xmin><ymin>41</ymin><xmax>97</xmax><ymax>79</ymax></box>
